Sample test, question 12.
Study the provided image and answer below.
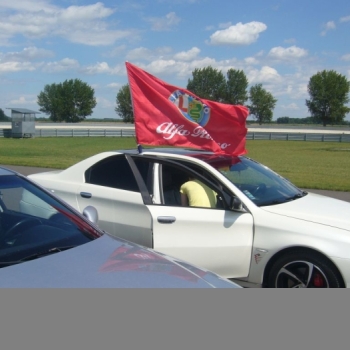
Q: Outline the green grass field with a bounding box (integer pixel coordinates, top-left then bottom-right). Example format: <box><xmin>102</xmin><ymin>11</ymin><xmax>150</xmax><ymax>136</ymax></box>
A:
<box><xmin>1</xmin><ymin>137</ymin><xmax>350</xmax><ymax>191</ymax></box>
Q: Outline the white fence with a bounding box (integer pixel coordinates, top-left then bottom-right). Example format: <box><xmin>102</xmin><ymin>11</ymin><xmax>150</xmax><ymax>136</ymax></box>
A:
<box><xmin>247</xmin><ymin>131</ymin><xmax>350</xmax><ymax>142</ymax></box>
<box><xmin>0</xmin><ymin>128</ymin><xmax>135</xmax><ymax>138</ymax></box>
<box><xmin>1</xmin><ymin>128</ymin><xmax>350</xmax><ymax>142</ymax></box>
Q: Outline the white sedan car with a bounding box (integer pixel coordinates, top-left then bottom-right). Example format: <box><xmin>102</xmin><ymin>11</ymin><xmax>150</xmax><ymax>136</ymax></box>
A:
<box><xmin>29</xmin><ymin>147</ymin><xmax>350</xmax><ymax>288</ymax></box>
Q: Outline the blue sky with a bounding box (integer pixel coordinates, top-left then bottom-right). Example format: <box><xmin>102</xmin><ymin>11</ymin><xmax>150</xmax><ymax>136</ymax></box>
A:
<box><xmin>1</xmin><ymin>0</ymin><xmax>350</xmax><ymax>121</ymax></box>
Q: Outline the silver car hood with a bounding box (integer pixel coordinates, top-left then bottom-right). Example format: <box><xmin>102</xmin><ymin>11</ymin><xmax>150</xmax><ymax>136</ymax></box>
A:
<box><xmin>0</xmin><ymin>234</ymin><xmax>238</xmax><ymax>288</ymax></box>
<box><xmin>262</xmin><ymin>192</ymin><xmax>350</xmax><ymax>232</ymax></box>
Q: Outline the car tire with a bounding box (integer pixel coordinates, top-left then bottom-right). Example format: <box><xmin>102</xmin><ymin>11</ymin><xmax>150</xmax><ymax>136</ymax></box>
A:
<box><xmin>266</xmin><ymin>250</ymin><xmax>344</xmax><ymax>288</ymax></box>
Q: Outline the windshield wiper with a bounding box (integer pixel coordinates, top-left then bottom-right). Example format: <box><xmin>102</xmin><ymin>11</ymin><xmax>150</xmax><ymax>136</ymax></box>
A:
<box><xmin>0</xmin><ymin>246</ymin><xmax>77</xmax><ymax>266</ymax></box>
<box><xmin>261</xmin><ymin>191</ymin><xmax>308</xmax><ymax>206</ymax></box>
<box><xmin>285</xmin><ymin>191</ymin><xmax>308</xmax><ymax>202</ymax></box>
<box><xmin>19</xmin><ymin>246</ymin><xmax>76</xmax><ymax>262</ymax></box>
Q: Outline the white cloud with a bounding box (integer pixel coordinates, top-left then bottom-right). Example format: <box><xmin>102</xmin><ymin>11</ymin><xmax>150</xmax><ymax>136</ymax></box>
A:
<box><xmin>143</xmin><ymin>56</ymin><xmax>219</xmax><ymax>79</ymax></box>
<box><xmin>0</xmin><ymin>0</ymin><xmax>54</xmax><ymax>13</ymax></box>
<box><xmin>265</xmin><ymin>73</ymin><xmax>309</xmax><ymax>100</ymax></box>
<box><xmin>104</xmin><ymin>46</ymin><xmax>127</xmax><ymax>58</ymax></box>
<box><xmin>42</xmin><ymin>58</ymin><xmax>80</xmax><ymax>73</ymax></box>
<box><xmin>107</xmin><ymin>82</ymin><xmax>123</xmax><ymax>89</ymax></box>
<box><xmin>268</xmin><ymin>46</ymin><xmax>308</xmax><ymax>61</ymax></box>
<box><xmin>147</xmin><ymin>12</ymin><xmax>181</xmax><ymax>31</ymax></box>
<box><xmin>126</xmin><ymin>46</ymin><xmax>173</xmax><ymax>61</ymax></box>
<box><xmin>284</xmin><ymin>38</ymin><xmax>296</xmax><ymax>44</ymax></box>
<box><xmin>125</xmin><ymin>49</ymin><xmax>248</xmax><ymax>82</ymax></box>
<box><xmin>325</xmin><ymin>21</ymin><xmax>336</xmax><ymax>29</ymax></box>
<box><xmin>205</xmin><ymin>25</ymin><xmax>215</xmax><ymax>31</ymax></box>
<box><xmin>341</xmin><ymin>54</ymin><xmax>350</xmax><ymax>61</ymax></box>
<box><xmin>126</xmin><ymin>47</ymin><xmax>153</xmax><ymax>61</ymax></box>
<box><xmin>208</xmin><ymin>21</ymin><xmax>267</xmax><ymax>46</ymax></box>
<box><xmin>281</xmin><ymin>103</ymin><xmax>300</xmax><ymax>111</ymax></box>
<box><xmin>248</xmin><ymin>66</ymin><xmax>281</xmax><ymax>84</ymax></box>
<box><xmin>0</xmin><ymin>61</ymin><xmax>36</xmax><ymax>73</ymax></box>
<box><xmin>96</xmin><ymin>96</ymin><xmax>115</xmax><ymax>109</ymax></box>
<box><xmin>81</xmin><ymin>62</ymin><xmax>124</xmax><ymax>75</ymax></box>
<box><xmin>9</xmin><ymin>95</ymin><xmax>37</xmax><ymax>106</ymax></box>
<box><xmin>145</xmin><ymin>59</ymin><xmax>178</xmax><ymax>74</ymax></box>
<box><xmin>0</xmin><ymin>47</ymin><xmax>54</xmax><ymax>62</ymax></box>
<box><xmin>340</xmin><ymin>15</ymin><xmax>350</xmax><ymax>23</ymax></box>
<box><xmin>83</xmin><ymin>62</ymin><xmax>112</xmax><ymax>74</ymax></box>
<box><xmin>218</xmin><ymin>22</ymin><xmax>232</xmax><ymax>29</ymax></box>
<box><xmin>0</xmin><ymin>1</ymin><xmax>136</xmax><ymax>46</ymax></box>
<box><xmin>60</xmin><ymin>3</ymin><xmax>115</xmax><ymax>21</ymax></box>
<box><xmin>66</xmin><ymin>29</ymin><xmax>135</xmax><ymax>46</ymax></box>
<box><xmin>244</xmin><ymin>57</ymin><xmax>259</xmax><ymax>65</ymax></box>
<box><xmin>321</xmin><ymin>21</ymin><xmax>336</xmax><ymax>36</ymax></box>
<box><xmin>174</xmin><ymin>47</ymin><xmax>200</xmax><ymax>61</ymax></box>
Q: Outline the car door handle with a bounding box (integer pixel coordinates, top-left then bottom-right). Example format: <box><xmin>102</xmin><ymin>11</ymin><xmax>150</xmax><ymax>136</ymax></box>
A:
<box><xmin>157</xmin><ymin>216</ymin><xmax>176</xmax><ymax>224</ymax></box>
<box><xmin>80</xmin><ymin>192</ymin><xmax>92</xmax><ymax>199</ymax></box>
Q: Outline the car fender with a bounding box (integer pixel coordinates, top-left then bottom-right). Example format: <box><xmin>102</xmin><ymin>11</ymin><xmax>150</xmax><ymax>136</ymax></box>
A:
<box><xmin>247</xmin><ymin>210</ymin><xmax>350</xmax><ymax>285</ymax></box>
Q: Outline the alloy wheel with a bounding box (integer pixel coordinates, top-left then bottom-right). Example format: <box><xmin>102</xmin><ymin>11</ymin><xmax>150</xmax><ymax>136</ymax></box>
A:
<box><xmin>275</xmin><ymin>260</ymin><xmax>329</xmax><ymax>288</ymax></box>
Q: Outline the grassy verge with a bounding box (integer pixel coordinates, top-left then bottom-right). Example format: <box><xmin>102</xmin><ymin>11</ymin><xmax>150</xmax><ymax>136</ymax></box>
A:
<box><xmin>1</xmin><ymin>137</ymin><xmax>350</xmax><ymax>191</ymax></box>
<box><xmin>246</xmin><ymin>141</ymin><xmax>350</xmax><ymax>191</ymax></box>
<box><xmin>0</xmin><ymin>137</ymin><xmax>137</xmax><ymax>168</ymax></box>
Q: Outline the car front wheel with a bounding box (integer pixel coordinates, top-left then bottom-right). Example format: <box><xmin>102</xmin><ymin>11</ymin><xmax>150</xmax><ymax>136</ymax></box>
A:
<box><xmin>266</xmin><ymin>250</ymin><xmax>344</xmax><ymax>288</ymax></box>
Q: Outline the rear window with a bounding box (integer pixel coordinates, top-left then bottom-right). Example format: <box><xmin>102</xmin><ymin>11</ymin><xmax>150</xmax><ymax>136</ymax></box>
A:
<box><xmin>85</xmin><ymin>155</ymin><xmax>139</xmax><ymax>191</ymax></box>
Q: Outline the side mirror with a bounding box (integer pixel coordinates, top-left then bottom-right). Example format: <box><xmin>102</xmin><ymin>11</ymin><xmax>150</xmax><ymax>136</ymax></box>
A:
<box><xmin>83</xmin><ymin>205</ymin><xmax>99</xmax><ymax>224</ymax></box>
<box><xmin>231</xmin><ymin>197</ymin><xmax>243</xmax><ymax>211</ymax></box>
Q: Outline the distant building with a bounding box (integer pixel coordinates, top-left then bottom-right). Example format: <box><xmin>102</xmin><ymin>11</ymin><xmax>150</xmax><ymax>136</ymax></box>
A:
<box><xmin>7</xmin><ymin>108</ymin><xmax>40</xmax><ymax>138</ymax></box>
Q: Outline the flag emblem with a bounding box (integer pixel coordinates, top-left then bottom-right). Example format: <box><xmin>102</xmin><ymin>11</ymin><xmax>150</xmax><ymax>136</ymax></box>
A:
<box><xmin>169</xmin><ymin>90</ymin><xmax>210</xmax><ymax>127</ymax></box>
<box><xmin>125</xmin><ymin>62</ymin><xmax>248</xmax><ymax>156</ymax></box>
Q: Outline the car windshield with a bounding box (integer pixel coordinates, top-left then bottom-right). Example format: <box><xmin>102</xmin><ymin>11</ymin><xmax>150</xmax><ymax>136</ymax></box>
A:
<box><xmin>0</xmin><ymin>174</ymin><xmax>102</xmax><ymax>268</ymax></box>
<box><xmin>204</xmin><ymin>155</ymin><xmax>306</xmax><ymax>207</ymax></box>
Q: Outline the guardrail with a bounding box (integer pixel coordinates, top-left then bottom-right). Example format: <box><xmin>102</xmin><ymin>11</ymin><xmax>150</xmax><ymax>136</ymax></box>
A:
<box><xmin>0</xmin><ymin>128</ymin><xmax>136</xmax><ymax>138</ymax></box>
<box><xmin>247</xmin><ymin>132</ymin><xmax>350</xmax><ymax>142</ymax></box>
<box><xmin>1</xmin><ymin>128</ymin><xmax>350</xmax><ymax>142</ymax></box>
<box><xmin>35</xmin><ymin>128</ymin><xmax>136</xmax><ymax>138</ymax></box>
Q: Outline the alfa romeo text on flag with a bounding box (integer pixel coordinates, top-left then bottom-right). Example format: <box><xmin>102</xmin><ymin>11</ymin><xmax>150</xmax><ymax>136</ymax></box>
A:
<box><xmin>126</xmin><ymin>62</ymin><xmax>249</xmax><ymax>156</ymax></box>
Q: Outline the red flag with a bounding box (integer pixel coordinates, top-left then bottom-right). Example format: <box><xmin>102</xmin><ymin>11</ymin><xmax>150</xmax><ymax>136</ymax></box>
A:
<box><xmin>126</xmin><ymin>62</ymin><xmax>249</xmax><ymax>156</ymax></box>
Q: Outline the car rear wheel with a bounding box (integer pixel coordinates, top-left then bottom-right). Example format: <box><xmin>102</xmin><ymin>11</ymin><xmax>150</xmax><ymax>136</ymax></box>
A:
<box><xmin>267</xmin><ymin>250</ymin><xmax>344</xmax><ymax>288</ymax></box>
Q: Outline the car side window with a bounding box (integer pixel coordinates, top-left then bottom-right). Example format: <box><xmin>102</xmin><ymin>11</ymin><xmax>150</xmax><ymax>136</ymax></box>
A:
<box><xmin>161</xmin><ymin>165</ymin><xmax>187</xmax><ymax>206</ymax></box>
<box><xmin>161</xmin><ymin>164</ymin><xmax>225</xmax><ymax>210</ymax></box>
<box><xmin>85</xmin><ymin>155</ymin><xmax>139</xmax><ymax>192</ymax></box>
<box><xmin>133</xmin><ymin>158</ymin><xmax>154</xmax><ymax>196</ymax></box>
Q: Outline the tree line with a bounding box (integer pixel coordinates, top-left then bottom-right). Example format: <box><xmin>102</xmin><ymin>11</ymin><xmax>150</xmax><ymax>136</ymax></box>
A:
<box><xmin>116</xmin><ymin>67</ymin><xmax>350</xmax><ymax>126</ymax></box>
<box><xmin>115</xmin><ymin>67</ymin><xmax>278</xmax><ymax>125</ymax></box>
<box><xmin>32</xmin><ymin>68</ymin><xmax>350</xmax><ymax>126</ymax></box>
<box><xmin>276</xmin><ymin>116</ymin><xmax>350</xmax><ymax>125</ymax></box>
<box><xmin>0</xmin><ymin>108</ymin><xmax>10</xmax><ymax>121</ymax></box>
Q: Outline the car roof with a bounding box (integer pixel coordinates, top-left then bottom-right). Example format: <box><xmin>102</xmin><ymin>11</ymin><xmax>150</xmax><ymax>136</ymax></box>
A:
<box><xmin>121</xmin><ymin>147</ymin><xmax>214</xmax><ymax>156</ymax></box>
<box><xmin>120</xmin><ymin>147</ymin><xmax>240</xmax><ymax>163</ymax></box>
<box><xmin>0</xmin><ymin>167</ymin><xmax>16</xmax><ymax>176</ymax></box>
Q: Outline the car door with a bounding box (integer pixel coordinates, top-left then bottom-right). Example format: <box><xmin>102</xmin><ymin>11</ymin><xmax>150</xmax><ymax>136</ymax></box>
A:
<box><xmin>76</xmin><ymin>154</ymin><xmax>154</xmax><ymax>248</ymax></box>
<box><xmin>145</xmin><ymin>162</ymin><xmax>254</xmax><ymax>279</ymax></box>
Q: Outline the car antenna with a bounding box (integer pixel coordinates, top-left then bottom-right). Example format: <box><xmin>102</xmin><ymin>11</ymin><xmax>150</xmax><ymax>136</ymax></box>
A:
<box><xmin>137</xmin><ymin>144</ymin><xmax>143</xmax><ymax>154</ymax></box>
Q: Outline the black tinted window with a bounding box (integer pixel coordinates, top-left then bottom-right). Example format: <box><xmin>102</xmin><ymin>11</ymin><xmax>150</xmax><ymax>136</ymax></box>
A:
<box><xmin>133</xmin><ymin>158</ymin><xmax>154</xmax><ymax>195</ymax></box>
<box><xmin>85</xmin><ymin>155</ymin><xmax>139</xmax><ymax>192</ymax></box>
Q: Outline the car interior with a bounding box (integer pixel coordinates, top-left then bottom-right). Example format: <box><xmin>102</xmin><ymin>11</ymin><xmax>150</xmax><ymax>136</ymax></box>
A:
<box><xmin>162</xmin><ymin>167</ymin><xmax>184</xmax><ymax>206</ymax></box>
<box><xmin>160</xmin><ymin>163</ymin><xmax>228</xmax><ymax>209</ymax></box>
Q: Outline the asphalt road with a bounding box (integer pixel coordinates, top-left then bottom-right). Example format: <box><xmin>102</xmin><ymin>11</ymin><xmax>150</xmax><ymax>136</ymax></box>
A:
<box><xmin>2</xmin><ymin>164</ymin><xmax>350</xmax><ymax>203</ymax></box>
